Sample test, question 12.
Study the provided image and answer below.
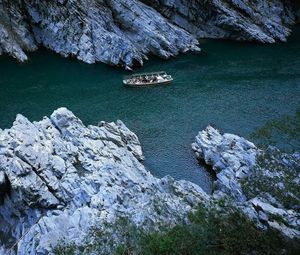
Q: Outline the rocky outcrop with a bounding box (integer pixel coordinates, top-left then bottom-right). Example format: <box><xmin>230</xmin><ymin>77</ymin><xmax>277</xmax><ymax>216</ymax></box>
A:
<box><xmin>1</xmin><ymin>109</ymin><xmax>299</xmax><ymax>254</ymax></box>
<box><xmin>192</xmin><ymin>126</ymin><xmax>257</xmax><ymax>201</ymax></box>
<box><xmin>0</xmin><ymin>0</ymin><xmax>200</xmax><ymax>69</ymax></box>
<box><xmin>192</xmin><ymin>126</ymin><xmax>300</xmax><ymax>239</ymax></box>
<box><xmin>0</xmin><ymin>0</ymin><xmax>37</xmax><ymax>62</ymax></box>
<box><xmin>0</xmin><ymin>108</ymin><xmax>209</xmax><ymax>254</ymax></box>
<box><xmin>0</xmin><ymin>0</ymin><xmax>298</xmax><ymax>68</ymax></box>
<box><xmin>143</xmin><ymin>0</ymin><xmax>297</xmax><ymax>43</ymax></box>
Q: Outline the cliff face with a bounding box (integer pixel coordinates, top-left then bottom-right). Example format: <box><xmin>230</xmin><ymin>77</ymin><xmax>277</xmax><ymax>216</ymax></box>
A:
<box><xmin>0</xmin><ymin>0</ymin><xmax>298</xmax><ymax>68</ymax></box>
<box><xmin>0</xmin><ymin>0</ymin><xmax>200</xmax><ymax>69</ymax></box>
<box><xmin>142</xmin><ymin>0</ymin><xmax>297</xmax><ymax>42</ymax></box>
<box><xmin>0</xmin><ymin>0</ymin><xmax>37</xmax><ymax>61</ymax></box>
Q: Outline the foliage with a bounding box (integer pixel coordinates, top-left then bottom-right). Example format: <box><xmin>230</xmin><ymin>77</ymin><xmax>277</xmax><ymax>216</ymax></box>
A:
<box><xmin>53</xmin><ymin>217</ymin><xmax>143</xmax><ymax>255</ymax></box>
<box><xmin>137</xmin><ymin>205</ymin><xmax>299</xmax><ymax>255</ymax></box>
<box><xmin>242</xmin><ymin>148</ymin><xmax>300</xmax><ymax>212</ymax></box>
<box><xmin>250</xmin><ymin>110</ymin><xmax>300</xmax><ymax>153</ymax></box>
<box><xmin>53</xmin><ymin>205</ymin><xmax>300</xmax><ymax>255</ymax></box>
<box><xmin>53</xmin><ymin>242</ymin><xmax>78</xmax><ymax>255</ymax></box>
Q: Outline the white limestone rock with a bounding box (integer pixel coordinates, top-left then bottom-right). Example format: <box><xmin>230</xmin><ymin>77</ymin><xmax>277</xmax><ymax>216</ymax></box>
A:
<box><xmin>192</xmin><ymin>125</ymin><xmax>257</xmax><ymax>201</ymax></box>
<box><xmin>0</xmin><ymin>0</ymin><xmax>298</xmax><ymax>67</ymax></box>
<box><xmin>192</xmin><ymin>126</ymin><xmax>300</xmax><ymax>239</ymax></box>
<box><xmin>0</xmin><ymin>0</ymin><xmax>200</xmax><ymax>69</ymax></box>
<box><xmin>0</xmin><ymin>107</ymin><xmax>208</xmax><ymax>254</ymax></box>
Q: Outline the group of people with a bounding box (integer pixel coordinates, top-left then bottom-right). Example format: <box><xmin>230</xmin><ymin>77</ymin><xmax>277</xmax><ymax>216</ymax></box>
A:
<box><xmin>129</xmin><ymin>75</ymin><xmax>158</xmax><ymax>84</ymax></box>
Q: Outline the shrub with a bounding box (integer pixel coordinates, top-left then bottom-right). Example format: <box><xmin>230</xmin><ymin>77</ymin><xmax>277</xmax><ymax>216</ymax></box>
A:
<box><xmin>53</xmin><ymin>205</ymin><xmax>300</xmax><ymax>255</ymax></box>
<box><xmin>250</xmin><ymin>110</ymin><xmax>300</xmax><ymax>153</ymax></box>
<box><xmin>137</xmin><ymin>206</ymin><xmax>300</xmax><ymax>255</ymax></box>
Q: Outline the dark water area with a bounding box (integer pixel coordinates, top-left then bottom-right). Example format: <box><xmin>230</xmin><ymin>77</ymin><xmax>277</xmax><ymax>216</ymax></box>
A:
<box><xmin>1</xmin><ymin>27</ymin><xmax>300</xmax><ymax>192</ymax></box>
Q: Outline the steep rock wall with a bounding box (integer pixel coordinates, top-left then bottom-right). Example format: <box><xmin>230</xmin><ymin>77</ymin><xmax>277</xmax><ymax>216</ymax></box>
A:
<box><xmin>0</xmin><ymin>0</ymin><xmax>298</xmax><ymax>68</ymax></box>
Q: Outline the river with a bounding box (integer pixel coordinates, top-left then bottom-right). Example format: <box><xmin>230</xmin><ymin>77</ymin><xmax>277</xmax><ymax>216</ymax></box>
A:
<box><xmin>1</xmin><ymin>26</ymin><xmax>299</xmax><ymax>192</ymax></box>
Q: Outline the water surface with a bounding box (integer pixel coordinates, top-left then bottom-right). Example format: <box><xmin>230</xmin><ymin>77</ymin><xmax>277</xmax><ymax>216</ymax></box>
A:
<box><xmin>1</xmin><ymin>27</ymin><xmax>300</xmax><ymax>192</ymax></box>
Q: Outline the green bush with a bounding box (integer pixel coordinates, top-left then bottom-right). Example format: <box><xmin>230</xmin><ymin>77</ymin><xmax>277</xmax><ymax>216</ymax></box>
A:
<box><xmin>242</xmin><ymin>149</ymin><xmax>300</xmax><ymax>212</ymax></box>
<box><xmin>53</xmin><ymin>207</ymin><xmax>300</xmax><ymax>255</ymax></box>
<box><xmin>136</xmin><ymin>206</ymin><xmax>300</xmax><ymax>255</ymax></box>
<box><xmin>250</xmin><ymin>110</ymin><xmax>300</xmax><ymax>153</ymax></box>
<box><xmin>53</xmin><ymin>242</ymin><xmax>78</xmax><ymax>255</ymax></box>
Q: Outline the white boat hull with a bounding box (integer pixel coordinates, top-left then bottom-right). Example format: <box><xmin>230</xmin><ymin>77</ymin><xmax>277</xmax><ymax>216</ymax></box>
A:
<box><xmin>123</xmin><ymin>79</ymin><xmax>173</xmax><ymax>87</ymax></box>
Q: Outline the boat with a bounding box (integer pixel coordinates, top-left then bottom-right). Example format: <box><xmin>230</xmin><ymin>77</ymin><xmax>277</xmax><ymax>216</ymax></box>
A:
<box><xmin>123</xmin><ymin>71</ymin><xmax>173</xmax><ymax>87</ymax></box>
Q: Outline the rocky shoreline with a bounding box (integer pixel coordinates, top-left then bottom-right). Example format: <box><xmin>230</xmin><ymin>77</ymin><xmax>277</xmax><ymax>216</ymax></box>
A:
<box><xmin>0</xmin><ymin>0</ymin><xmax>299</xmax><ymax>68</ymax></box>
<box><xmin>192</xmin><ymin>126</ymin><xmax>300</xmax><ymax>239</ymax></box>
<box><xmin>0</xmin><ymin>108</ymin><xmax>299</xmax><ymax>254</ymax></box>
<box><xmin>0</xmin><ymin>108</ymin><xmax>209</xmax><ymax>254</ymax></box>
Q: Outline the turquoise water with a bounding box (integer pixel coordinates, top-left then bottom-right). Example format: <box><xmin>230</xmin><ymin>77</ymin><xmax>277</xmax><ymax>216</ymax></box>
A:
<box><xmin>1</xmin><ymin>27</ymin><xmax>300</xmax><ymax>192</ymax></box>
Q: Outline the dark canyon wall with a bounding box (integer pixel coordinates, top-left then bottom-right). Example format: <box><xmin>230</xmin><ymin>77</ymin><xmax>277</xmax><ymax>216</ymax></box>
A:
<box><xmin>0</xmin><ymin>0</ymin><xmax>298</xmax><ymax>68</ymax></box>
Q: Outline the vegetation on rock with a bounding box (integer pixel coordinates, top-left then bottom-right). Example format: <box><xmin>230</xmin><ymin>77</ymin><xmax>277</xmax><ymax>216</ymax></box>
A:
<box><xmin>53</xmin><ymin>204</ymin><xmax>300</xmax><ymax>255</ymax></box>
<box><xmin>242</xmin><ymin>148</ymin><xmax>300</xmax><ymax>212</ymax></box>
<box><xmin>251</xmin><ymin>110</ymin><xmax>300</xmax><ymax>153</ymax></box>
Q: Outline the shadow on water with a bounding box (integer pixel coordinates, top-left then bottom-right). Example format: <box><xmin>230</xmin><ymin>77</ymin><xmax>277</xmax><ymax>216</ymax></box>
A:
<box><xmin>0</xmin><ymin>26</ymin><xmax>300</xmax><ymax>192</ymax></box>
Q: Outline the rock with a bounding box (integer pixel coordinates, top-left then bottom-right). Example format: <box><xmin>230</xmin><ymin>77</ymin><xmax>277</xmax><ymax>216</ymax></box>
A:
<box><xmin>0</xmin><ymin>0</ymin><xmax>199</xmax><ymax>69</ymax></box>
<box><xmin>0</xmin><ymin>107</ymin><xmax>208</xmax><ymax>254</ymax></box>
<box><xmin>192</xmin><ymin>126</ymin><xmax>300</xmax><ymax>239</ymax></box>
<box><xmin>98</xmin><ymin>119</ymin><xmax>145</xmax><ymax>161</ymax></box>
<box><xmin>0</xmin><ymin>0</ymin><xmax>38</xmax><ymax>61</ymax></box>
<box><xmin>192</xmin><ymin>125</ymin><xmax>257</xmax><ymax>202</ymax></box>
<box><xmin>0</xmin><ymin>171</ymin><xmax>8</xmax><ymax>204</ymax></box>
<box><xmin>143</xmin><ymin>0</ymin><xmax>297</xmax><ymax>43</ymax></box>
<box><xmin>1</xmin><ymin>110</ymin><xmax>299</xmax><ymax>253</ymax></box>
<box><xmin>0</xmin><ymin>0</ymin><xmax>298</xmax><ymax>67</ymax></box>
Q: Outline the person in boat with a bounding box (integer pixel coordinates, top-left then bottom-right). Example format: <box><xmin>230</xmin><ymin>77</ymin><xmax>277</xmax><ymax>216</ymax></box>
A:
<box><xmin>128</xmin><ymin>74</ymin><xmax>164</xmax><ymax>85</ymax></box>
